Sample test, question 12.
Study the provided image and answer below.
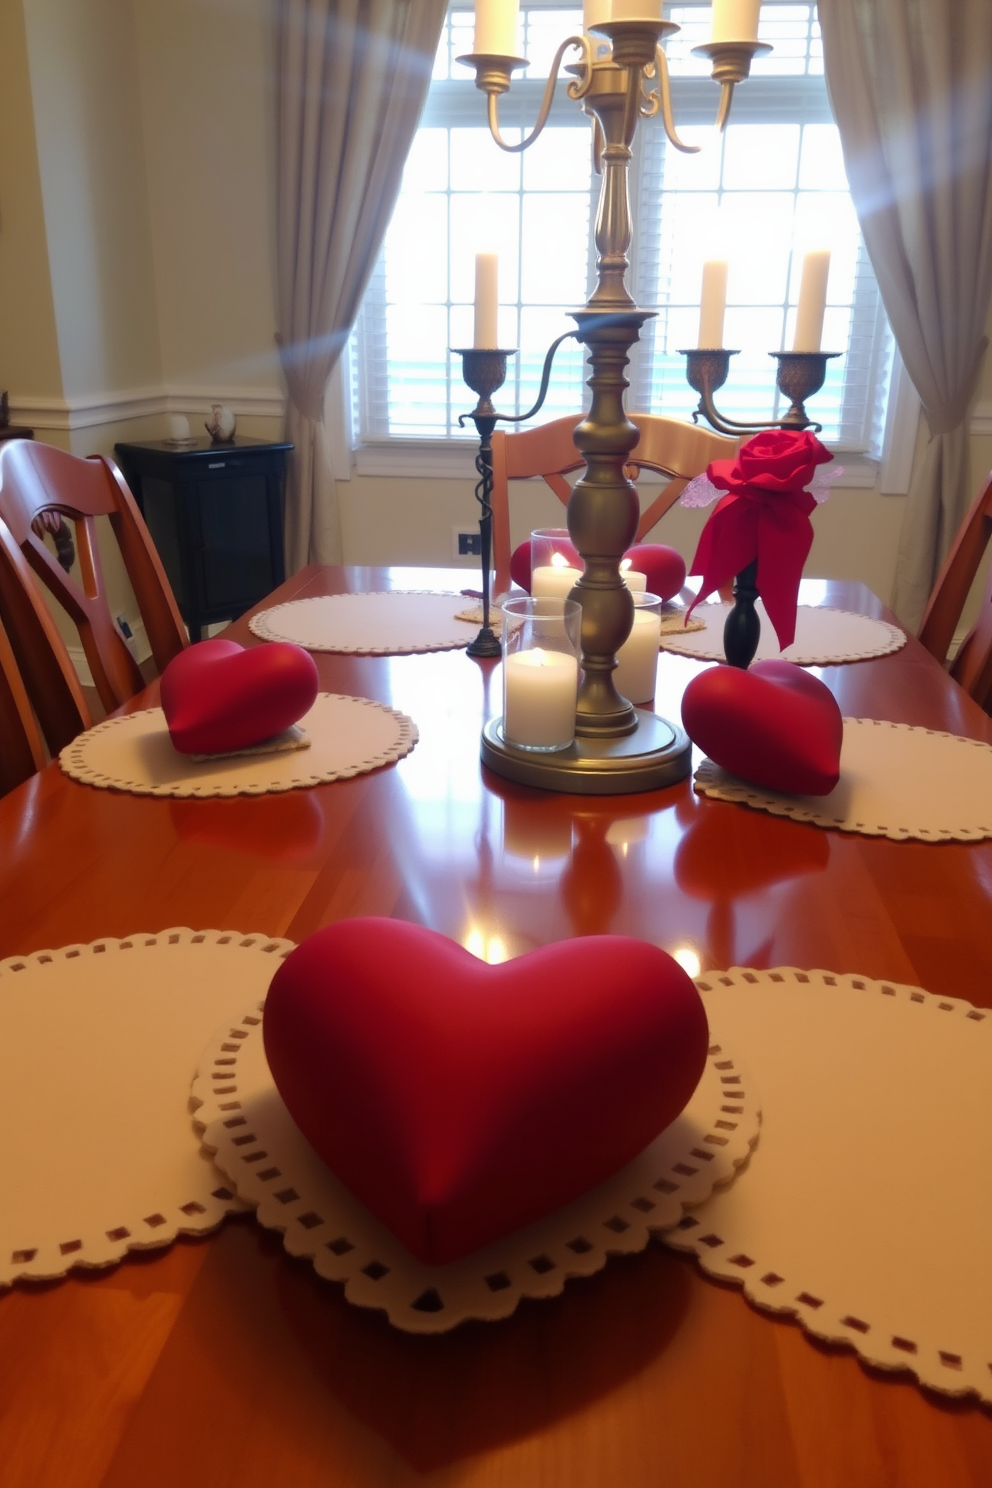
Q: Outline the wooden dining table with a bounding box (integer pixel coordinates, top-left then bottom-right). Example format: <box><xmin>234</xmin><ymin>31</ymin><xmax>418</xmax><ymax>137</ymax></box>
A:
<box><xmin>1</xmin><ymin>565</ymin><xmax>991</xmax><ymax>1488</ymax></box>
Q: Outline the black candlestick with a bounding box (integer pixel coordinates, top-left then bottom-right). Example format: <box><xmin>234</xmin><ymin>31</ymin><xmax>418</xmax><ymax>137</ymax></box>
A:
<box><xmin>723</xmin><ymin>558</ymin><xmax>760</xmax><ymax>669</ymax></box>
<box><xmin>680</xmin><ymin>347</ymin><xmax>840</xmax><ymax>667</ymax></box>
<box><xmin>452</xmin><ymin>348</ymin><xmax>515</xmax><ymax>659</ymax></box>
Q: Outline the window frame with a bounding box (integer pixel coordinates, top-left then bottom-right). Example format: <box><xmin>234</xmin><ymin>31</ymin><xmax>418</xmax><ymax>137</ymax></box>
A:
<box><xmin>347</xmin><ymin>1</ymin><xmax>917</xmax><ymax>492</ymax></box>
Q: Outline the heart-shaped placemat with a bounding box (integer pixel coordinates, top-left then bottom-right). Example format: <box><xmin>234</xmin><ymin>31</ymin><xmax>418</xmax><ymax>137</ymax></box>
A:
<box><xmin>0</xmin><ymin>930</ymin><xmax>295</xmax><ymax>1286</ymax></box>
<box><xmin>193</xmin><ymin>1015</ymin><xmax>758</xmax><ymax>1332</ymax></box>
<box><xmin>664</xmin><ymin>968</ymin><xmax>992</xmax><ymax>1404</ymax></box>
<box><xmin>694</xmin><ymin>718</ymin><xmax>992</xmax><ymax>841</ymax></box>
<box><xmin>59</xmin><ymin>694</ymin><xmax>417</xmax><ymax>798</ymax></box>
<box><xmin>249</xmin><ymin>593</ymin><xmax>480</xmax><ymax>654</ymax></box>
<box><xmin>659</xmin><ymin>602</ymin><xmax>906</xmax><ymax>665</ymax></box>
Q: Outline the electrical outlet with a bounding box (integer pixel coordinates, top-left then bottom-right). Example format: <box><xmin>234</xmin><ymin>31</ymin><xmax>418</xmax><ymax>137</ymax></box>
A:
<box><xmin>115</xmin><ymin>613</ymin><xmax>140</xmax><ymax>661</ymax></box>
<box><xmin>453</xmin><ymin>527</ymin><xmax>481</xmax><ymax>558</ymax></box>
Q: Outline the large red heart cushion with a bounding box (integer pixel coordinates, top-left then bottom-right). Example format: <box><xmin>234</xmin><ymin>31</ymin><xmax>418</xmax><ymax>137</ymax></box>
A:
<box><xmin>160</xmin><ymin>638</ymin><xmax>319</xmax><ymax>755</ymax></box>
<box><xmin>262</xmin><ymin>918</ymin><xmax>709</xmax><ymax>1265</ymax></box>
<box><xmin>681</xmin><ymin>658</ymin><xmax>843</xmax><ymax>795</ymax></box>
<box><xmin>624</xmin><ymin>544</ymin><xmax>686</xmax><ymax>601</ymax></box>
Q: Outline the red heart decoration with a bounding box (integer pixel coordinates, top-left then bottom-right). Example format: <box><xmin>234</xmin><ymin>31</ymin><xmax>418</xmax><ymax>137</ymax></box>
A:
<box><xmin>681</xmin><ymin>658</ymin><xmax>843</xmax><ymax>795</ymax></box>
<box><xmin>624</xmin><ymin>544</ymin><xmax>686</xmax><ymax>601</ymax></box>
<box><xmin>262</xmin><ymin>918</ymin><xmax>709</xmax><ymax>1265</ymax></box>
<box><xmin>160</xmin><ymin>638</ymin><xmax>319</xmax><ymax>755</ymax></box>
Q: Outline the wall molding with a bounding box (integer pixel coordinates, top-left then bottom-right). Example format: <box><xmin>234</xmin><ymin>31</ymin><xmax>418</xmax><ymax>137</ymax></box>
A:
<box><xmin>9</xmin><ymin>384</ymin><xmax>286</xmax><ymax>432</ymax></box>
<box><xmin>973</xmin><ymin>401</ymin><xmax>992</xmax><ymax>438</ymax></box>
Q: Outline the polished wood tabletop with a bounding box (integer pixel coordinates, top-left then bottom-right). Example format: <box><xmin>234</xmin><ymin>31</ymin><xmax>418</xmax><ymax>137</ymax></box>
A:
<box><xmin>1</xmin><ymin>566</ymin><xmax>991</xmax><ymax>1488</ymax></box>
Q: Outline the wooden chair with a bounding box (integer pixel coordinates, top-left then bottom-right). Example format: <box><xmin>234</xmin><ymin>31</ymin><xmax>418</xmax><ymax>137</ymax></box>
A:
<box><xmin>0</xmin><ymin>440</ymin><xmax>187</xmax><ymax>755</ymax></box>
<box><xmin>490</xmin><ymin>412</ymin><xmax>738</xmax><ymax>587</ymax></box>
<box><xmin>0</xmin><ymin>611</ymin><xmax>45</xmax><ymax>796</ymax></box>
<box><xmin>918</xmin><ymin>471</ymin><xmax>992</xmax><ymax>709</ymax></box>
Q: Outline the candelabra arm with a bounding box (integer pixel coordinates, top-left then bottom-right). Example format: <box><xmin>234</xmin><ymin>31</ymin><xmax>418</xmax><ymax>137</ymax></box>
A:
<box><xmin>680</xmin><ymin>348</ymin><xmax>835</xmax><ymax>436</ymax></box>
<box><xmin>714</xmin><ymin>79</ymin><xmax>735</xmax><ymax>133</ymax></box>
<box><xmin>696</xmin><ymin>395</ymin><xmax>804</xmax><ymax>437</ymax></box>
<box><xmin>492</xmin><ymin>329</ymin><xmax>578</xmax><ymax>425</ymax></box>
<box><xmin>484</xmin><ymin>36</ymin><xmax>589</xmax><ymax>152</ymax></box>
<box><xmin>642</xmin><ymin>45</ymin><xmax>700</xmax><ymax>154</ymax></box>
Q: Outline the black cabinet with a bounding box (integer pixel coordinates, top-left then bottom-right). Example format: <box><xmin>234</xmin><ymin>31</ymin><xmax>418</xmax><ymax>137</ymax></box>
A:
<box><xmin>114</xmin><ymin>437</ymin><xmax>292</xmax><ymax>641</ymax></box>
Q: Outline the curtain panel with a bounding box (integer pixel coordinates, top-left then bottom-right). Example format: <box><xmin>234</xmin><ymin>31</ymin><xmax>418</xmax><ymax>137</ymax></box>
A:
<box><xmin>275</xmin><ymin>0</ymin><xmax>448</xmax><ymax>571</ymax></box>
<box><xmin>820</xmin><ymin>0</ymin><xmax>992</xmax><ymax>630</ymax></box>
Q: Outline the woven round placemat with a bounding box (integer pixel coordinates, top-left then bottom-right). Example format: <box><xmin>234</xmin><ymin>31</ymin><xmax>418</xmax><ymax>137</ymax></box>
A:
<box><xmin>250</xmin><ymin>592</ymin><xmax>480</xmax><ymax>654</ymax></box>
<box><xmin>59</xmin><ymin>694</ymin><xmax>417</xmax><ymax>798</ymax></box>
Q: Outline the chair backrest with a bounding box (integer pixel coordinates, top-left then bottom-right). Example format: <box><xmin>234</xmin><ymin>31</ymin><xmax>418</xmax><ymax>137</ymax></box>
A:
<box><xmin>918</xmin><ymin>471</ymin><xmax>992</xmax><ymax>709</ymax></box>
<box><xmin>0</xmin><ymin>609</ymin><xmax>45</xmax><ymax>796</ymax></box>
<box><xmin>490</xmin><ymin>412</ymin><xmax>738</xmax><ymax>588</ymax></box>
<box><xmin>0</xmin><ymin>440</ymin><xmax>187</xmax><ymax>753</ymax></box>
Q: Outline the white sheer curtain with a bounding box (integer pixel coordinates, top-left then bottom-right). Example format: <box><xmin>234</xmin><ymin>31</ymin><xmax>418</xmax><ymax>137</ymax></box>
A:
<box><xmin>820</xmin><ymin>0</ymin><xmax>992</xmax><ymax>629</ymax></box>
<box><xmin>275</xmin><ymin>0</ymin><xmax>448</xmax><ymax>571</ymax></box>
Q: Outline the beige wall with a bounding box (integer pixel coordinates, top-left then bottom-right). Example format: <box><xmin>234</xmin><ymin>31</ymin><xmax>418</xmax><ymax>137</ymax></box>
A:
<box><xmin>131</xmin><ymin>0</ymin><xmax>281</xmax><ymax>404</ymax></box>
<box><xmin>22</xmin><ymin>0</ymin><xmax>162</xmax><ymax>401</ymax></box>
<box><xmin>0</xmin><ymin>0</ymin><xmax>63</xmax><ymax>401</ymax></box>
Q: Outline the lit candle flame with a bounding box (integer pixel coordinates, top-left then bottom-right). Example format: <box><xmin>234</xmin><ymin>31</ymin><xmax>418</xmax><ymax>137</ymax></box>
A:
<box><xmin>551</xmin><ymin>551</ymin><xmax>569</xmax><ymax>569</ymax></box>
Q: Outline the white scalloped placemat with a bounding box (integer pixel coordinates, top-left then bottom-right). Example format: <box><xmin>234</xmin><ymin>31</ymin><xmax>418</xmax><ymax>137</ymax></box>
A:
<box><xmin>249</xmin><ymin>592</ymin><xmax>479</xmax><ymax>654</ymax></box>
<box><xmin>659</xmin><ymin>602</ymin><xmax>906</xmax><ymax>665</ymax></box>
<box><xmin>664</xmin><ymin>968</ymin><xmax>992</xmax><ymax>1404</ymax></box>
<box><xmin>0</xmin><ymin>930</ymin><xmax>294</xmax><ymax>1286</ymax></box>
<box><xmin>695</xmin><ymin>718</ymin><xmax>992</xmax><ymax>841</ymax></box>
<box><xmin>58</xmin><ymin>694</ymin><xmax>417</xmax><ymax>798</ymax></box>
<box><xmin>193</xmin><ymin>1018</ymin><xmax>759</xmax><ymax>1333</ymax></box>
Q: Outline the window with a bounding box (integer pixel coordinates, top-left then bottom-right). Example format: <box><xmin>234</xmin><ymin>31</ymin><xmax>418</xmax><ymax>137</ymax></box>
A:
<box><xmin>352</xmin><ymin>2</ymin><xmax>894</xmax><ymax>464</ymax></box>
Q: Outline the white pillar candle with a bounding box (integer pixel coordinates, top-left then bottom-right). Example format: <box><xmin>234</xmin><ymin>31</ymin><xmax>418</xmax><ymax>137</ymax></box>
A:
<box><xmin>532</xmin><ymin>563</ymin><xmax>582</xmax><ymax>599</ymax></box>
<box><xmin>474</xmin><ymin>0</ymin><xmax>519</xmax><ymax>57</ymax></box>
<box><xmin>620</xmin><ymin>560</ymin><xmax>647</xmax><ymax>593</ymax></box>
<box><xmin>711</xmin><ymin>0</ymin><xmax>761</xmax><ymax>43</ymax></box>
<box><xmin>583</xmin><ymin>0</ymin><xmax>612</xmax><ymax>31</ymax></box>
<box><xmin>612</xmin><ymin>0</ymin><xmax>663</xmax><ymax>20</ymax></box>
<box><xmin>167</xmin><ymin>414</ymin><xmax>191</xmax><ymax>442</ymax></box>
<box><xmin>698</xmin><ymin>260</ymin><xmax>728</xmax><ymax>349</ymax></box>
<box><xmin>793</xmin><ymin>249</ymin><xmax>831</xmax><ymax>352</ymax></box>
<box><xmin>474</xmin><ymin>253</ymin><xmax>499</xmax><ymax>349</ymax></box>
<box><xmin>614</xmin><ymin>608</ymin><xmax>662</xmax><ymax>704</ymax></box>
<box><xmin>504</xmin><ymin>648</ymin><xmax>578</xmax><ymax>749</ymax></box>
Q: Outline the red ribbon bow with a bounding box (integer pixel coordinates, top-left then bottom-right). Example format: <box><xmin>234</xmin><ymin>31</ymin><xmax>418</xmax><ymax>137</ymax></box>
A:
<box><xmin>686</xmin><ymin>429</ymin><xmax>832</xmax><ymax>651</ymax></box>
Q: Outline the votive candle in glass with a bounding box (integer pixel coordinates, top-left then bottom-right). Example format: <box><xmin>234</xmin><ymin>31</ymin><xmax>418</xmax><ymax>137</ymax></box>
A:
<box><xmin>502</xmin><ymin>596</ymin><xmax>581</xmax><ymax>752</ymax></box>
<box><xmin>613</xmin><ymin>592</ymin><xmax>662</xmax><ymax>704</ymax></box>
<box><xmin>620</xmin><ymin>558</ymin><xmax>647</xmax><ymax>593</ymax></box>
<box><xmin>531</xmin><ymin>527</ymin><xmax>583</xmax><ymax>598</ymax></box>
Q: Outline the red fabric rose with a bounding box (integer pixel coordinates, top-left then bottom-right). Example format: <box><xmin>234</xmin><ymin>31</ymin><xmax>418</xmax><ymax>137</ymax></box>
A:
<box><xmin>687</xmin><ymin>428</ymin><xmax>832</xmax><ymax>651</ymax></box>
<box><xmin>733</xmin><ymin>428</ymin><xmax>834</xmax><ymax>494</ymax></box>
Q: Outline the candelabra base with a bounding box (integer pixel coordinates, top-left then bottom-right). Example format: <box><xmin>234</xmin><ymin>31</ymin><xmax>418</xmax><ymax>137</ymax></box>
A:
<box><xmin>466</xmin><ymin>627</ymin><xmax>502</xmax><ymax>659</ymax></box>
<box><xmin>481</xmin><ymin>712</ymin><xmax>691</xmax><ymax>795</ymax></box>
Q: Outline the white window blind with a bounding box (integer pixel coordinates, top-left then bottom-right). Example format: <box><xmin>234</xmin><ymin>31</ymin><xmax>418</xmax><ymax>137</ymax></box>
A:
<box><xmin>353</xmin><ymin>2</ymin><xmax>892</xmax><ymax>454</ymax></box>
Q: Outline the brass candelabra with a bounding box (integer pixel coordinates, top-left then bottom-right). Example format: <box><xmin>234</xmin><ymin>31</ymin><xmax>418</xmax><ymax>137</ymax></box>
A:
<box><xmin>458</xmin><ymin>12</ymin><xmax>766</xmax><ymax>793</ymax></box>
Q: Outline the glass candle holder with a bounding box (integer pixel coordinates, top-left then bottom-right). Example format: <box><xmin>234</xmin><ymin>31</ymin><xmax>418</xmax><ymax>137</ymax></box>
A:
<box><xmin>530</xmin><ymin>527</ymin><xmax>583</xmax><ymax>598</ymax></box>
<box><xmin>501</xmin><ymin>596</ymin><xmax>581</xmax><ymax>753</ymax></box>
<box><xmin>613</xmin><ymin>591</ymin><xmax>662</xmax><ymax>705</ymax></box>
<box><xmin>619</xmin><ymin>557</ymin><xmax>647</xmax><ymax>593</ymax></box>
